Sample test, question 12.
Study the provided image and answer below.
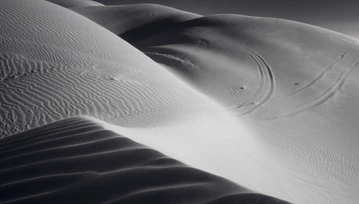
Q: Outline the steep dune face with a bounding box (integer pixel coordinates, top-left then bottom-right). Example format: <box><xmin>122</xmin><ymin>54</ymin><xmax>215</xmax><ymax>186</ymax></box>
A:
<box><xmin>70</xmin><ymin>4</ymin><xmax>359</xmax><ymax>204</ymax></box>
<box><xmin>0</xmin><ymin>117</ymin><xmax>288</xmax><ymax>204</ymax></box>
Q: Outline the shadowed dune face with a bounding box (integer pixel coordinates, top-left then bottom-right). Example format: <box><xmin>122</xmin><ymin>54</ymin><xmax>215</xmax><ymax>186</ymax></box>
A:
<box><xmin>72</xmin><ymin>4</ymin><xmax>201</xmax><ymax>42</ymax></box>
<box><xmin>0</xmin><ymin>117</ymin><xmax>289</xmax><ymax>204</ymax></box>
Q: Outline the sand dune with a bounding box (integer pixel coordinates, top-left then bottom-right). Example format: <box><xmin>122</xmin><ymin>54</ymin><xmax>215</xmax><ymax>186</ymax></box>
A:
<box><xmin>69</xmin><ymin>5</ymin><xmax>359</xmax><ymax>203</ymax></box>
<box><xmin>0</xmin><ymin>0</ymin><xmax>216</xmax><ymax>136</ymax></box>
<box><xmin>47</xmin><ymin>0</ymin><xmax>104</xmax><ymax>7</ymax></box>
<box><xmin>72</xmin><ymin>4</ymin><xmax>200</xmax><ymax>42</ymax></box>
<box><xmin>1</xmin><ymin>0</ymin><xmax>359</xmax><ymax>203</ymax></box>
<box><xmin>1</xmin><ymin>0</ymin><xmax>286</xmax><ymax>203</ymax></box>
<box><xmin>0</xmin><ymin>117</ymin><xmax>288</xmax><ymax>204</ymax></box>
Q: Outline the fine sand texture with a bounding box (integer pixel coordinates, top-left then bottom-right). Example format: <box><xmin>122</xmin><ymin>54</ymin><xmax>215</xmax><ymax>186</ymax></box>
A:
<box><xmin>0</xmin><ymin>117</ymin><xmax>288</xmax><ymax>204</ymax></box>
<box><xmin>1</xmin><ymin>0</ymin><xmax>359</xmax><ymax>203</ymax></box>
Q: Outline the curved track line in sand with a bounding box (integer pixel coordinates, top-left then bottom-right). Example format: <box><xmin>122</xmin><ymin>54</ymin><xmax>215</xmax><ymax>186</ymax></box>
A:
<box><xmin>142</xmin><ymin>45</ymin><xmax>275</xmax><ymax>116</ymax></box>
<box><xmin>288</xmin><ymin>51</ymin><xmax>348</xmax><ymax>97</ymax></box>
<box><xmin>235</xmin><ymin>45</ymin><xmax>275</xmax><ymax>115</ymax></box>
<box><xmin>0</xmin><ymin>117</ymin><xmax>289</xmax><ymax>204</ymax></box>
<box><xmin>274</xmin><ymin>55</ymin><xmax>359</xmax><ymax>119</ymax></box>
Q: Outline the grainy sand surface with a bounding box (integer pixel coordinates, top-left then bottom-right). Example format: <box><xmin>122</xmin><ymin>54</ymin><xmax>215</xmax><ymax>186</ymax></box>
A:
<box><xmin>0</xmin><ymin>117</ymin><xmax>288</xmax><ymax>204</ymax></box>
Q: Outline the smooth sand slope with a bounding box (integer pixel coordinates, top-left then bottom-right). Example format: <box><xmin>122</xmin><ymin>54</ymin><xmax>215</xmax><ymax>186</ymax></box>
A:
<box><xmin>1</xmin><ymin>0</ymin><xmax>359</xmax><ymax>203</ymax></box>
<box><xmin>71</xmin><ymin>4</ymin><xmax>359</xmax><ymax>204</ymax></box>
<box><xmin>0</xmin><ymin>117</ymin><xmax>288</xmax><ymax>204</ymax></box>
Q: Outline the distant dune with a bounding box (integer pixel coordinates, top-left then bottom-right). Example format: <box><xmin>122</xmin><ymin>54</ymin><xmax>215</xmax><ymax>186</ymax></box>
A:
<box><xmin>72</xmin><ymin>4</ymin><xmax>200</xmax><ymax>41</ymax></box>
<box><xmin>1</xmin><ymin>0</ymin><xmax>359</xmax><ymax>203</ymax></box>
<box><xmin>47</xmin><ymin>0</ymin><xmax>104</xmax><ymax>7</ymax></box>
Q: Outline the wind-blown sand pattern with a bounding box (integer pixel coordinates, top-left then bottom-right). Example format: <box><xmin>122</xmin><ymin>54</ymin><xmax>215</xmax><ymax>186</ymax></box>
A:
<box><xmin>1</xmin><ymin>0</ymin><xmax>359</xmax><ymax>203</ymax></box>
<box><xmin>0</xmin><ymin>117</ymin><xmax>288</xmax><ymax>204</ymax></box>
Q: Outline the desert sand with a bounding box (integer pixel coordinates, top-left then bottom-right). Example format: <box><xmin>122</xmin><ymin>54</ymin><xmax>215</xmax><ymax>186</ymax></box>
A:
<box><xmin>1</xmin><ymin>0</ymin><xmax>359</xmax><ymax>203</ymax></box>
<box><xmin>0</xmin><ymin>117</ymin><xmax>288</xmax><ymax>203</ymax></box>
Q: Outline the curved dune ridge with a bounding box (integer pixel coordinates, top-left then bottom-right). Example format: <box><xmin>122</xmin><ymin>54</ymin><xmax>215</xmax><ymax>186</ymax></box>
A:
<box><xmin>0</xmin><ymin>117</ymin><xmax>288</xmax><ymax>204</ymax></box>
<box><xmin>1</xmin><ymin>0</ymin><xmax>359</xmax><ymax>203</ymax></box>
